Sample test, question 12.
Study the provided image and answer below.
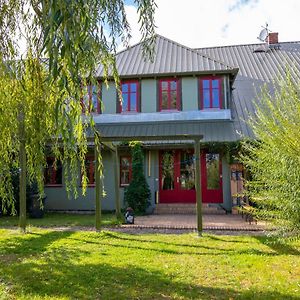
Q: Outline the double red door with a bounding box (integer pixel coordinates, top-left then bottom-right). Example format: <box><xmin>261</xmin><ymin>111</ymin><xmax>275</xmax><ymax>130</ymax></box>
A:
<box><xmin>159</xmin><ymin>150</ymin><xmax>223</xmax><ymax>203</ymax></box>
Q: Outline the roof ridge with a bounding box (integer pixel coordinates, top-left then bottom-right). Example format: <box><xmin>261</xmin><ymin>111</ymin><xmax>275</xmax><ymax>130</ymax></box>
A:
<box><xmin>195</xmin><ymin>40</ymin><xmax>300</xmax><ymax>50</ymax></box>
<box><xmin>156</xmin><ymin>34</ymin><xmax>237</xmax><ymax>70</ymax></box>
<box><xmin>115</xmin><ymin>39</ymin><xmax>149</xmax><ymax>56</ymax></box>
<box><xmin>117</xmin><ymin>34</ymin><xmax>237</xmax><ymax>70</ymax></box>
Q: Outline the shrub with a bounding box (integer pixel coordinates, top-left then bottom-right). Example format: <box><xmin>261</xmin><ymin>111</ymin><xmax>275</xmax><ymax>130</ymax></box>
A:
<box><xmin>241</xmin><ymin>73</ymin><xmax>300</xmax><ymax>237</ymax></box>
<box><xmin>124</xmin><ymin>142</ymin><xmax>150</xmax><ymax>213</ymax></box>
<box><xmin>0</xmin><ymin>167</ymin><xmax>40</xmax><ymax>216</ymax></box>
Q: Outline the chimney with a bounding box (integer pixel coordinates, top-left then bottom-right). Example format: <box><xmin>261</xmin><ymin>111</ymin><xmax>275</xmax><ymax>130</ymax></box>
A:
<box><xmin>268</xmin><ymin>32</ymin><xmax>278</xmax><ymax>44</ymax></box>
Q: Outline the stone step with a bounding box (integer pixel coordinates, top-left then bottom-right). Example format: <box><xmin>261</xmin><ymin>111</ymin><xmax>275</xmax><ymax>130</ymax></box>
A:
<box><xmin>154</xmin><ymin>203</ymin><xmax>226</xmax><ymax>215</ymax></box>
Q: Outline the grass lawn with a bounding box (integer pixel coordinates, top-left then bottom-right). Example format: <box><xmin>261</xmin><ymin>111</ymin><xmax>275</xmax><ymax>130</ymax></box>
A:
<box><xmin>0</xmin><ymin>229</ymin><xmax>299</xmax><ymax>299</ymax></box>
<box><xmin>0</xmin><ymin>213</ymin><xmax>121</xmax><ymax>227</ymax></box>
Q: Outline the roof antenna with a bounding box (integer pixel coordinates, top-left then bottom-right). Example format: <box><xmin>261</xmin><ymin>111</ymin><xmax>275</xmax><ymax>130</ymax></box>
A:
<box><xmin>254</xmin><ymin>23</ymin><xmax>269</xmax><ymax>53</ymax></box>
<box><xmin>257</xmin><ymin>23</ymin><xmax>269</xmax><ymax>43</ymax></box>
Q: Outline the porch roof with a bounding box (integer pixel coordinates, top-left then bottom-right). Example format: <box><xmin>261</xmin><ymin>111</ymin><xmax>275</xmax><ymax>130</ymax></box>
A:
<box><xmin>96</xmin><ymin>120</ymin><xmax>239</xmax><ymax>142</ymax></box>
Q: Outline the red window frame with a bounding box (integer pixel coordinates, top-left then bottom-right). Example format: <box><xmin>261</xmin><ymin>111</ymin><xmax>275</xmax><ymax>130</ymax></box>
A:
<box><xmin>45</xmin><ymin>157</ymin><xmax>63</xmax><ymax>186</ymax></box>
<box><xmin>81</xmin><ymin>81</ymin><xmax>101</xmax><ymax>114</ymax></box>
<box><xmin>199</xmin><ymin>76</ymin><xmax>222</xmax><ymax>109</ymax></box>
<box><xmin>159</xmin><ymin>78</ymin><xmax>181</xmax><ymax>111</ymax></box>
<box><xmin>119</xmin><ymin>81</ymin><xmax>139</xmax><ymax>113</ymax></box>
<box><xmin>120</xmin><ymin>156</ymin><xmax>132</xmax><ymax>186</ymax></box>
<box><xmin>84</xmin><ymin>155</ymin><xmax>96</xmax><ymax>186</ymax></box>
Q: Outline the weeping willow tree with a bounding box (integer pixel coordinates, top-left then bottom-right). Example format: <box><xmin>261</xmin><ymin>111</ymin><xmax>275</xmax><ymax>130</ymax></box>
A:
<box><xmin>241</xmin><ymin>73</ymin><xmax>300</xmax><ymax>237</ymax></box>
<box><xmin>0</xmin><ymin>0</ymin><xmax>156</xmax><ymax>232</ymax></box>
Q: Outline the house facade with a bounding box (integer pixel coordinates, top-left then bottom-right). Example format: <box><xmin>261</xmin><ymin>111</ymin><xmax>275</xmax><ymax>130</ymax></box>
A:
<box><xmin>44</xmin><ymin>34</ymin><xmax>300</xmax><ymax>213</ymax></box>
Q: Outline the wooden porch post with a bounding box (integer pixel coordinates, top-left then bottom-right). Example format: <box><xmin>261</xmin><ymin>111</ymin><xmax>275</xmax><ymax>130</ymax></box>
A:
<box><xmin>194</xmin><ymin>138</ymin><xmax>203</xmax><ymax>236</ymax></box>
<box><xmin>95</xmin><ymin>142</ymin><xmax>102</xmax><ymax>231</ymax></box>
<box><xmin>113</xmin><ymin>147</ymin><xmax>122</xmax><ymax>219</ymax></box>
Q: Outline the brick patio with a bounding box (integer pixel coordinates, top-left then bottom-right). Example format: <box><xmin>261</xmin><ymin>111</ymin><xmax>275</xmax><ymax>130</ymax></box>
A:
<box><xmin>122</xmin><ymin>214</ymin><xmax>268</xmax><ymax>231</ymax></box>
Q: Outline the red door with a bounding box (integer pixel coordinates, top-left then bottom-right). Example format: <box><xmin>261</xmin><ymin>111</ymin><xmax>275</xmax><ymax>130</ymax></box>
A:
<box><xmin>159</xmin><ymin>150</ymin><xmax>196</xmax><ymax>203</ymax></box>
<box><xmin>201</xmin><ymin>152</ymin><xmax>223</xmax><ymax>203</ymax></box>
<box><xmin>159</xmin><ymin>150</ymin><xmax>223</xmax><ymax>203</ymax></box>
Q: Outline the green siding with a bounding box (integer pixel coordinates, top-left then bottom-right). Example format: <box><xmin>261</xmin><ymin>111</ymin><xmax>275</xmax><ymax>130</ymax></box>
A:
<box><xmin>102</xmin><ymin>82</ymin><xmax>117</xmax><ymax>114</ymax></box>
<box><xmin>144</xmin><ymin>150</ymin><xmax>159</xmax><ymax>211</ymax></box>
<box><xmin>45</xmin><ymin>151</ymin><xmax>118</xmax><ymax>211</ymax></box>
<box><xmin>141</xmin><ymin>79</ymin><xmax>157</xmax><ymax>113</ymax></box>
<box><xmin>182</xmin><ymin>77</ymin><xmax>198</xmax><ymax>111</ymax></box>
<box><xmin>100</xmin><ymin>76</ymin><xmax>230</xmax><ymax>114</ymax></box>
<box><xmin>45</xmin><ymin>149</ymin><xmax>232</xmax><ymax>212</ymax></box>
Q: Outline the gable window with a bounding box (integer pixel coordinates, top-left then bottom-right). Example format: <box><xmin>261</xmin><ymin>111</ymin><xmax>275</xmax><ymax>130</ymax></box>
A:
<box><xmin>119</xmin><ymin>81</ymin><xmax>139</xmax><ymax>112</ymax></box>
<box><xmin>120</xmin><ymin>156</ymin><xmax>132</xmax><ymax>186</ymax></box>
<box><xmin>82</xmin><ymin>82</ymin><xmax>101</xmax><ymax>114</ymax></box>
<box><xmin>45</xmin><ymin>157</ymin><xmax>62</xmax><ymax>186</ymax></box>
<box><xmin>85</xmin><ymin>155</ymin><xmax>96</xmax><ymax>186</ymax></box>
<box><xmin>159</xmin><ymin>79</ymin><xmax>180</xmax><ymax>111</ymax></box>
<box><xmin>199</xmin><ymin>77</ymin><xmax>222</xmax><ymax>109</ymax></box>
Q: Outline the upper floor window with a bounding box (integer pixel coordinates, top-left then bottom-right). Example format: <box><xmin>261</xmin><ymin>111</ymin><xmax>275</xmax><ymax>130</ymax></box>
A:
<box><xmin>119</xmin><ymin>81</ymin><xmax>139</xmax><ymax>113</ymax></box>
<box><xmin>45</xmin><ymin>157</ymin><xmax>62</xmax><ymax>186</ymax></box>
<box><xmin>120</xmin><ymin>156</ymin><xmax>132</xmax><ymax>186</ymax></box>
<box><xmin>199</xmin><ymin>77</ymin><xmax>222</xmax><ymax>109</ymax></box>
<box><xmin>81</xmin><ymin>82</ymin><xmax>101</xmax><ymax>114</ymax></box>
<box><xmin>159</xmin><ymin>79</ymin><xmax>181</xmax><ymax>111</ymax></box>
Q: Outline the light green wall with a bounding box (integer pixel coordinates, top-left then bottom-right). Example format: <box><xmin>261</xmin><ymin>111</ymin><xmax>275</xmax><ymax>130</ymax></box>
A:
<box><xmin>45</xmin><ymin>149</ymin><xmax>233</xmax><ymax>212</ymax></box>
<box><xmin>100</xmin><ymin>77</ymin><xmax>204</xmax><ymax>113</ymax></box>
<box><xmin>45</xmin><ymin>149</ymin><xmax>159</xmax><ymax>212</ymax></box>
<box><xmin>102</xmin><ymin>82</ymin><xmax>116</xmax><ymax>114</ymax></box>
<box><xmin>45</xmin><ymin>151</ymin><xmax>117</xmax><ymax>211</ymax></box>
<box><xmin>144</xmin><ymin>150</ymin><xmax>159</xmax><ymax>211</ymax></box>
<box><xmin>141</xmin><ymin>79</ymin><xmax>157</xmax><ymax>112</ymax></box>
<box><xmin>182</xmin><ymin>77</ymin><xmax>198</xmax><ymax>110</ymax></box>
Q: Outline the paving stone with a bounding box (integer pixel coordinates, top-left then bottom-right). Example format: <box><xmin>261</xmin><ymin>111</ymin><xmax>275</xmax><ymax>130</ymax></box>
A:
<box><xmin>130</xmin><ymin>214</ymin><xmax>268</xmax><ymax>231</ymax></box>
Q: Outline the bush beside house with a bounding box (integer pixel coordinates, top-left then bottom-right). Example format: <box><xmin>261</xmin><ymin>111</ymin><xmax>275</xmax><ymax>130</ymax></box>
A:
<box><xmin>124</xmin><ymin>142</ymin><xmax>150</xmax><ymax>214</ymax></box>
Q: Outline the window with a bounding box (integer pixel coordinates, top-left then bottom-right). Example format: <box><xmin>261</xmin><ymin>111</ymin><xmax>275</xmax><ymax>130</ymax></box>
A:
<box><xmin>159</xmin><ymin>79</ymin><xmax>180</xmax><ymax>111</ymax></box>
<box><xmin>85</xmin><ymin>155</ymin><xmax>96</xmax><ymax>185</ymax></box>
<box><xmin>81</xmin><ymin>82</ymin><xmax>101</xmax><ymax>114</ymax></box>
<box><xmin>199</xmin><ymin>77</ymin><xmax>222</xmax><ymax>109</ymax></box>
<box><xmin>119</xmin><ymin>81</ymin><xmax>139</xmax><ymax>112</ymax></box>
<box><xmin>120</xmin><ymin>156</ymin><xmax>132</xmax><ymax>186</ymax></box>
<box><xmin>45</xmin><ymin>157</ymin><xmax>62</xmax><ymax>186</ymax></box>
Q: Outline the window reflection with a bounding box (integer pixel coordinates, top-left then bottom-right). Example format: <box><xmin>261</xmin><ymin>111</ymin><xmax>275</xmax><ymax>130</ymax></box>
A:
<box><xmin>120</xmin><ymin>156</ymin><xmax>132</xmax><ymax>186</ymax></box>
<box><xmin>180</xmin><ymin>151</ymin><xmax>195</xmax><ymax>190</ymax></box>
<box><xmin>159</xmin><ymin>79</ymin><xmax>179</xmax><ymax>110</ymax></box>
<box><xmin>206</xmin><ymin>153</ymin><xmax>220</xmax><ymax>190</ymax></box>
<box><xmin>161</xmin><ymin>151</ymin><xmax>174</xmax><ymax>190</ymax></box>
<box><xmin>121</xmin><ymin>82</ymin><xmax>138</xmax><ymax>112</ymax></box>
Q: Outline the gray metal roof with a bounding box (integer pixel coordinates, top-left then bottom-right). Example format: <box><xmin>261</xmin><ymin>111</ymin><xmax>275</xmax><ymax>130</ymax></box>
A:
<box><xmin>96</xmin><ymin>120</ymin><xmax>240</xmax><ymax>143</ymax></box>
<box><xmin>197</xmin><ymin>41</ymin><xmax>300</xmax><ymax>139</ymax></box>
<box><xmin>95</xmin><ymin>38</ymin><xmax>300</xmax><ymax>143</ymax></box>
<box><xmin>96</xmin><ymin>35</ymin><xmax>238</xmax><ymax>78</ymax></box>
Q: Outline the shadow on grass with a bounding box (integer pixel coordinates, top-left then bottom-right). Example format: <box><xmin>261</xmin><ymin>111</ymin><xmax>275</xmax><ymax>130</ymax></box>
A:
<box><xmin>0</xmin><ymin>231</ymin><xmax>298</xmax><ymax>299</ymax></box>
<box><xmin>1</xmin><ymin>259</ymin><xmax>298</xmax><ymax>300</ymax></box>
<box><xmin>205</xmin><ymin>234</ymin><xmax>252</xmax><ymax>243</ymax></box>
<box><xmin>101</xmin><ymin>231</ymin><xmax>252</xmax><ymax>249</ymax></box>
<box><xmin>67</xmin><ymin>232</ymin><xmax>281</xmax><ymax>257</ymax></box>
<box><xmin>0</xmin><ymin>230</ymin><xmax>74</xmax><ymax>258</ymax></box>
<box><xmin>255</xmin><ymin>236</ymin><xmax>300</xmax><ymax>255</ymax></box>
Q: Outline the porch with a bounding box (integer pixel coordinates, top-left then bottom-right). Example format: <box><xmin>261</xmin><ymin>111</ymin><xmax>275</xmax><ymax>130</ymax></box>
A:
<box><xmin>124</xmin><ymin>214</ymin><xmax>267</xmax><ymax>231</ymax></box>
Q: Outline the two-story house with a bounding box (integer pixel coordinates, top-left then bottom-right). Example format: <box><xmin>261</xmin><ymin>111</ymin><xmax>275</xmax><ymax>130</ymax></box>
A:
<box><xmin>44</xmin><ymin>34</ymin><xmax>300</xmax><ymax>214</ymax></box>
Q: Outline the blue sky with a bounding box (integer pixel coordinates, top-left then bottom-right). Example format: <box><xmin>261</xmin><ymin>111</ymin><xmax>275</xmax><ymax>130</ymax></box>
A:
<box><xmin>123</xmin><ymin>0</ymin><xmax>300</xmax><ymax>48</ymax></box>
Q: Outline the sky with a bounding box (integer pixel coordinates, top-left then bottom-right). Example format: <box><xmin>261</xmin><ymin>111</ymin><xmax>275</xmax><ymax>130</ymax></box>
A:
<box><xmin>123</xmin><ymin>0</ymin><xmax>300</xmax><ymax>49</ymax></box>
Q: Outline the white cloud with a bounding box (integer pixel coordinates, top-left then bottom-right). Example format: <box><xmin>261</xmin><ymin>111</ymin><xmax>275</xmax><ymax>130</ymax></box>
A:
<box><xmin>124</xmin><ymin>0</ymin><xmax>300</xmax><ymax>49</ymax></box>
